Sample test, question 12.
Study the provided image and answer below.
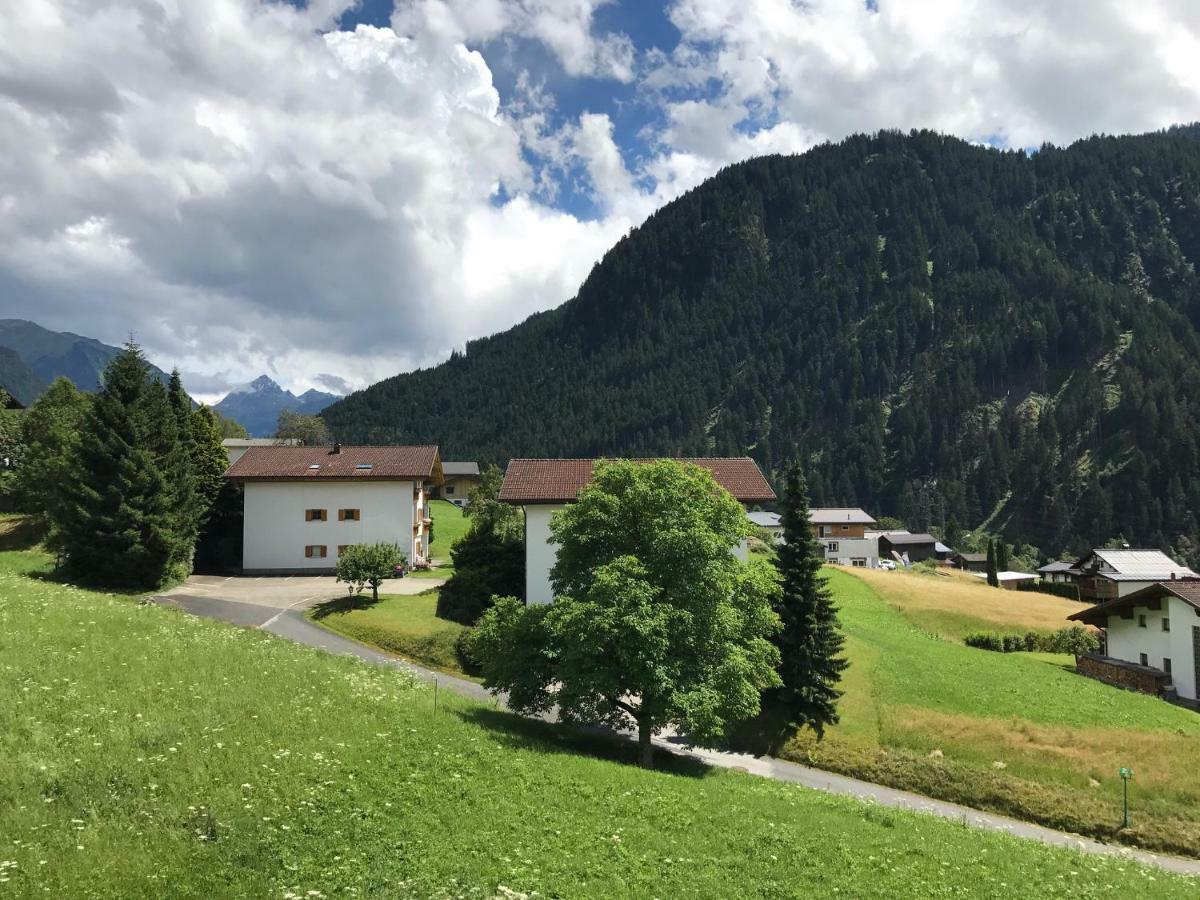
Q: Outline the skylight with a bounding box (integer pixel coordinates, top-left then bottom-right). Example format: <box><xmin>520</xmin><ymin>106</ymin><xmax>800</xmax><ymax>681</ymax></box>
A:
<box><xmin>355</xmin><ymin>463</ymin><xmax>373</xmax><ymax>470</ymax></box>
<box><xmin>308</xmin><ymin>464</ymin><xmax>320</xmax><ymax>469</ymax></box>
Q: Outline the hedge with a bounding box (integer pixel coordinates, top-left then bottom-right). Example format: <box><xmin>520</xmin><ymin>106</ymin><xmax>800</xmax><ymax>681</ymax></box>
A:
<box><xmin>964</xmin><ymin>625</ymin><xmax>1099</xmax><ymax>656</ymax></box>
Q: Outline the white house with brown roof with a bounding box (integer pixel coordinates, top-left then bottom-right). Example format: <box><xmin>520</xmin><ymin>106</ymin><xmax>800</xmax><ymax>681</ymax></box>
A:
<box><xmin>224</xmin><ymin>444</ymin><xmax>443</xmax><ymax>574</ymax></box>
<box><xmin>1070</xmin><ymin>579</ymin><xmax>1200</xmax><ymax>703</ymax></box>
<box><xmin>499</xmin><ymin>458</ymin><xmax>776</xmax><ymax>605</ymax></box>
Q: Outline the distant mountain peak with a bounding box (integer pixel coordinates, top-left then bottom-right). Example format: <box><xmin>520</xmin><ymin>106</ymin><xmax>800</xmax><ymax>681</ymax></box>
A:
<box><xmin>215</xmin><ymin>375</ymin><xmax>342</xmax><ymax>437</ymax></box>
<box><xmin>246</xmin><ymin>374</ymin><xmax>285</xmax><ymax>393</ymax></box>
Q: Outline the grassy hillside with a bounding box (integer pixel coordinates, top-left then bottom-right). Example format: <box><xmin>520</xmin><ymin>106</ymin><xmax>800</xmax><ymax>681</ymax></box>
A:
<box><xmin>783</xmin><ymin>568</ymin><xmax>1200</xmax><ymax>856</ymax></box>
<box><xmin>0</xmin><ymin>553</ymin><xmax>1192</xmax><ymax>897</ymax></box>
<box><xmin>427</xmin><ymin>498</ymin><xmax>470</xmax><ymax>567</ymax></box>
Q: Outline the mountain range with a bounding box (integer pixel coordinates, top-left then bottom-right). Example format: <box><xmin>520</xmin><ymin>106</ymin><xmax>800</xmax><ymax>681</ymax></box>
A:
<box><xmin>0</xmin><ymin>319</ymin><xmax>171</xmax><ymax>402</ymax></box>
<box><xmin>214</xmin><ymin>375</ymin><xmax>339</xmax><ymax>437</ymax></box>
<box><xmin>323</xmin><ymin>125</ymin><xmax>1200</xmax><ymax>562</ymax></box>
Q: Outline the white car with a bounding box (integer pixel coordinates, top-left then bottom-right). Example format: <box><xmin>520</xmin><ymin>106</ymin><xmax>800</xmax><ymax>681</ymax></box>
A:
<box><xmin>878</xmin><ymin>560</ymin><xmax>897</xmax><ymax>570</ymax></box>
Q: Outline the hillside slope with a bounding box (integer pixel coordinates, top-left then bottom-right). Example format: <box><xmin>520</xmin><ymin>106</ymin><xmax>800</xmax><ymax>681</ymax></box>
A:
<box><xmin>0</xmin><ymin>346</ymin><xmax>46</xmax><ymax>404</ymax></box>
<box><xmin>0</xmin><ymin>318</ymin><xmax>170</xmax><ymax>393</ymax></box>
<box><xmin>324</xmin><ymin>127</ymin><xmax>1200</xmax><ymax>559</ymax></box>
<box><xmin>0</xmin><ymin>552</ymin><xmax>1191</xmax><ymax>896</ymax></box>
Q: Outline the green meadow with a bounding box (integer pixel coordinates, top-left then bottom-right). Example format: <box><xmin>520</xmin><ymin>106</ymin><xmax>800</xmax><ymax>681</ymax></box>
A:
<box><xmin>782</xmin><ymin>568</ymin><xmax>1200</xmax><ymax>856</ymax></box>
<box><xmin>0</xmin><ymin>549</ymin><xmax>1193</xmax><ymax>897</ymax></box>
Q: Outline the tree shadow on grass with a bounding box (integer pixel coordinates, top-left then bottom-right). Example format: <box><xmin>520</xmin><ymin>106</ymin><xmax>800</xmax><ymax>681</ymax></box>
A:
<box><xmin>309</xmin><ymin>593</ymin><xmax>383</xmax><ymax>619</ymax></box>
<box><xmin>454</xmin><ymin>706</ymin><xmax>713</xmax><ymax>778</ymax></box>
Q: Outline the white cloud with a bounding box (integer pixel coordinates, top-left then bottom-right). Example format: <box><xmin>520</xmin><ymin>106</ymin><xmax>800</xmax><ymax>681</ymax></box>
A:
<box><xmin>0</xmin><ymin>0</ymin><xmax>629</xmax><ymax>396</ymax></box>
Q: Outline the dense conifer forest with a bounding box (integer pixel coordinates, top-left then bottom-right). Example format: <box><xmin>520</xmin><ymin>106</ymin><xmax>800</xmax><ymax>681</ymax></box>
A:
<box><xmin>324</xmin><ymin>126</ymin><xmax>1200</xmax><ymax>561</ymax></box>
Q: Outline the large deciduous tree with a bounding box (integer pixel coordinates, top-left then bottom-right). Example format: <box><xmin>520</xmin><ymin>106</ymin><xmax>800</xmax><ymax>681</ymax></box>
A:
<box><xmin>767</xmin><ymin>462</ymin><xmax>847</xmax><ymax>740</ymax></box>
<box><xmin>275</xmin><ymin>410</ymin><xmax>330</xmax><ymax>446</ymax></box>
<box><xmin>470</xmin><ymin>459</ymin><xmax>781</xmax><ymax>768</ymax></box>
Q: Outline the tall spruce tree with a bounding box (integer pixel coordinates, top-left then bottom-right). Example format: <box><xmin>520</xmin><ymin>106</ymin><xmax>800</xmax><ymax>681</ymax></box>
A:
<box><xmin>770</xmin><ymin>461</ymin><xmax>848</xmax><ymax>739</ymax></box>
<box><xmin>997</xmin><ymin>541</ymin><xmax>1011</xmax><ymax>571</ymax></box>
<box><xmin>56</xmin><ymin>343</ymin><xmax>191</xmax><ymax>588</ymax></box>
<box><xmin>986</xmin><ymin>538</ymin><xmax>999</xmax><ymax>587</ymax></box>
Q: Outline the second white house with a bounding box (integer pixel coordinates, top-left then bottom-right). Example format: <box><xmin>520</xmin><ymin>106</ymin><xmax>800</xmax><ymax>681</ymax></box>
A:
<box><xmin>224</xmin><ymin>443</ymin><xmax>443</xmax><ymax>574</ymax></box>
<box><xmin>499</xmin><ymin>457</ymin><xmax>777</xmax><ymax>605</ymax></box>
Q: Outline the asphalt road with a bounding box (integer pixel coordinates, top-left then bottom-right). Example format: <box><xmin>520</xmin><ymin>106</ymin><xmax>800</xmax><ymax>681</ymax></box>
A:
<box><xmin>153</xmin><ymin>580</ymin><xmax>1200</xmax><ymax>879</ymax></box>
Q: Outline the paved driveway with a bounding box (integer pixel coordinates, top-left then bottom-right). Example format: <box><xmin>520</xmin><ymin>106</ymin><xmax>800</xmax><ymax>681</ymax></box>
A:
<box><xmin>156</xmin><ymin>573</ymin><xmax>445</xmax><ymax>627</ymax></box>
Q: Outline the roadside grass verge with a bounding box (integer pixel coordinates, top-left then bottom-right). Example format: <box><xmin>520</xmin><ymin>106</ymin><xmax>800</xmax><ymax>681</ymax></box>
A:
<box><xmin>0</xmin><ymin>556</ymin><xmax>1192</xmax><ymax>898</ymax></box>
<box><xmin>776</xmin><ymin>568</ymin><xmax>1200</xmax><ymax>857</ymax></box>
<box><xmin>426</xmin><ymin>499</ymin><xmax>469</xmax><ymax>574</ymax></box>
<box><xmin>309</xmin><ymin>589</ymin><xmax>476</xmax><ymax>678</ymax></box>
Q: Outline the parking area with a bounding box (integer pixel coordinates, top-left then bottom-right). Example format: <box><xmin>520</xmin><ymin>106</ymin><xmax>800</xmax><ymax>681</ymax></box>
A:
<box><xmin>155</xmin><ymin>573</ymin><xmax>445</xmax><ymax>628</ymax></box>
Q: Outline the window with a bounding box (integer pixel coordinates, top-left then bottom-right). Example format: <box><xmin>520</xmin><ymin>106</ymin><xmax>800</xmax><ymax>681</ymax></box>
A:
<box><xmin>305</xmin><ymin>509</ymin><xmax>327</xmax><ymax>522</ymax></box>
<box><xmin>851</xmin><ymin>558</ymin><xmax>867</xmax><ymax>567</ymax></box>
<box><xmin>1162</xmin><ymin>617</ymin><xmax>1171</xmax><ymax>633</ymax></box>
<box><xmin>355</xmin><ymin>463</ymin><xmax>373</xmax><ymax>471</ymax></box>
<box><xmin>1164</xmin><ymin>657</ymin><xmax>1173</xmax><ymax>675</ymax></box>
<box><xmin>338</xmin><ymin>508</ymin><xmax>360</xmax><ymax>521</ymax></box>
<box><xmin>446</xmin><ymin>484</ymin><xmax>455</xmax><ymax>495</ymax></box>
<box><xmin>337</xmin><ymin>545</ymin><xmax>350</xmax><ymax>555</ymax></box>
<box><xmin>840</xmin><ymin>524</ymin><xmax>850</xmax><ymax>531</ymax></box>
<box><xmin>827</xmin><ymin>541</ymin><xmax>839</xmax><ymax>554</ymax></box>
<box><xmin>1139</xmin><ymin>653</ymin><xmax>1149</xmax><ymax>667</ymax></box>
<box><xmin>819</xmin><ymin>525</ymin><xmax>830</xmax><ymax>537</ymax></box>
<box><xmin>305</xmin><ymin>545</ymin><xmax>327</xmax><ymax>559</ymax></box>
<box><xmin>308</xmin><ymin>464</ymin><xmax>321</xmax><ymax>470</ymax></box>
<box><xmin>1137</xmin><ymin>614</ymin><xmax>1147</xmax><ymax>628</ymax></box>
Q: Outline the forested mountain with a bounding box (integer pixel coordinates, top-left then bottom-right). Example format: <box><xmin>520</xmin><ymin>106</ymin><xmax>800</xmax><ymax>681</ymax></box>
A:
<box><xmin>214</xmin><ymin>375</ymin><xmax>338</xmax><ymax>437</ymax></box>
<box><xmin>324</xmin><ymin>126</ymin><xmax>1200</xmax><ymax>562</ymax></box>
<box><xmin>0</xmin><ymin>319</ymin><xmax>170</xmax><ymax>394</ymax></box>
<box><xmin>0</xmin><ymin>347</ymin><xmax>47</xmax><ymax>405</ymax></box>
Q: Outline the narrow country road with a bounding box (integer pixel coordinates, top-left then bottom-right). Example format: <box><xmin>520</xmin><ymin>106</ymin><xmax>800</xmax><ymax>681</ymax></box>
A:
<box><xmin>153</xmin><ymin>586</ymin><xmax>1200</xmax><ymax>879</ymax></box>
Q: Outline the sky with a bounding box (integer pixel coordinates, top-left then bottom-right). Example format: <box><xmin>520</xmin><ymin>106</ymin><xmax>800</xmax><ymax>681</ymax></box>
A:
<box><xmin>1</xmin><ymin>1</ymin><xmax>1199</xmax><ymax>402</ymax></box>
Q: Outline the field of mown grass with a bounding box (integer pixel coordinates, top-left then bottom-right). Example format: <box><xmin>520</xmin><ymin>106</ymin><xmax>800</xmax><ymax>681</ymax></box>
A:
<box><xmin>781</xmin><ymin>568</ymin><xmax>1200</xmax><ymax>857</ymax></box>
<box><xmin>424</xmin><ymin>498</ymin><xmax>470</xmax><ymax>574</ymax></box>
<box><xmin>310</xmin><ymin>589</ymin><xmax>476</xmax><ymax>678</ymax></box>
<box><xmin>0</xmin><ymin>552</ymin><xmax>1194</xmax><ymax>898</ymax></box>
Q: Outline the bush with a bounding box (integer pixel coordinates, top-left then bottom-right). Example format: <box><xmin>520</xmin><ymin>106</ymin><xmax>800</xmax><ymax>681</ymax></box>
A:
<box><xmin>1015</xmin><ymin>580</ymin><xmax>1080</xmax><ymax>601</ymax></box>
<box><xmin>965</xmin><ymin>626</ymin><xmax>1100</xmax><ymax>655</ymax></box>
<box><xmin>436</xmin><ymin>525</ymin><xmax>524</xmax><ymax>625</ymax></box>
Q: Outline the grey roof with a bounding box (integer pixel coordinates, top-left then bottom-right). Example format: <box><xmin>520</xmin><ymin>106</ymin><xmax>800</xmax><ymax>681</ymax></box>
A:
<box><xmin>934</xmin><ymin>542</ymin><xmax>952</xmax><ymax>554</ymax></box>
<box><xmin>222</xmin><ymin>438</ymin><xmax>301</xmax><ymax>448</ymax></box>
<box><xmin>809</xmin><ymin>507</ymin><xmax>877</xmax><ymax>525</ymax></box>
<box><xmin>954</xmin><ymin>552</ymin><xmax>988</xmax><ymax>563</ymax></box>
<box><xmin>1037</xmin><ymin>560</ymin><xmax>1076</xmax><ymax>574</ymax></box>
<box><xmin>1083</xmin><ymin>549</ymin><xmax>1197</xmax><ymax>581</ymax></box>
<box><xmin>879</xmin><ymin>532</ymin><xmax>937</xmax><ymax>546</ymax></box>
<box><xmin>442</xmin><ymin>461</ymin><xmax>481</xmax><ymax>477</ymax></box>
<box><xmin>747</xmin><ymin>511</ymin><xmax>782</xmax><ymax>528</ymax></box>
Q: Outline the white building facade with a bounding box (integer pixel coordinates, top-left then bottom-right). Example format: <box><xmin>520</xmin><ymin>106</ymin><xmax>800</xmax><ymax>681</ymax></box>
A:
<box><xmin>502</xmin><ymin>458</ymin><xmax>774</xmax><ymax>606</ymax></box>
<box><xmin>225</xmin><ymin>444</ymin><xmax>442</xmax><ymax>574</ymax></box>
<box><xmin>1071</xmin><ymin>581</ymin><xmax>1200</xmax><ymax>703</ymax></box>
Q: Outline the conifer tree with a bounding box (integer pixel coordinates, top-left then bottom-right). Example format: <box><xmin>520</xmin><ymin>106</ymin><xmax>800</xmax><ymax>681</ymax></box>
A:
<box><xmin>770</xmin><ymin>460</ymin><xmax>848</xmax><ymax>738</ymax></box>
<box><xmin>997</xmin><ymin>540</ymin><xmax>1011</xmax><ymax>571</ymax></box>
<box><xmin>190</xmin><ymin>406</ymin><xmax>231</xmax><ymax>522</ymax></box>
<box><xmin>986</xmin><ymin>538</ymin><xmax>999</xmax><ymax>587</ymax></box>
<box><xmin>16</xmin><ymin>378</ymin><xmax>88</xmax><ymax>538</ymax></box>
<box><xmin>56</xmin><ymin>343</ymin><xmax>190</xmax><ymax>588</ymax></box>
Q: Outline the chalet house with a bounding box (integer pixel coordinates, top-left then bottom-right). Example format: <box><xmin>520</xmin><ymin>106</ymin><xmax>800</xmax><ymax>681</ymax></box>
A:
<box><xmin>1069</xmin><ymin>579</ymin><xmax>1200</xmax><ymax>703</ymax></box>
<box><xmin>1036</xmin><ymin>560</ymin><xmax>1079</xmax><ymax>584</ymax></box>
<box><xmin>222</xmin><ymin>437</ymin><xmax>300</xmax><ymax>466</ymax></box>
<box><xmin>1072</xmin><ymin>549</ymin><xmax>1197</xmax><ymax>604</ymax></box>
<box><xmin>747</xmin><ymin>510</ymin><xmax>783</xmax><ymax>543</ymax></box>
<box><xmin>877</xmin><ymin>531</ymin><xmax>942</xmax><ymax>564</ymax></box>
<box><xmin>431</xmin><ymin>461</ymin><xmax>481</xmax><ymax>504</ymax></box>
<box><xmin>810</xmin><ymin>508</ymin><xmax>879</xmax><ymax>567</ymax></box>
<box><xmin>499</xmin><ymin>458</ymin><xmax>776</xmax><ymax>605</ymax></box>
<box><xmin>951</xmin><ymin>552</ymin><xmax>988</xmax><ymax>572</ymax></box>
<box><xmin>224</xmin><ymin>444</ymin><xmax>443</xmax><ymax>574</ymax></box>
<box><xmin>971</xmin><ymin>570</ymin><xmax>1038</xmax><ymax>590</ymax></box>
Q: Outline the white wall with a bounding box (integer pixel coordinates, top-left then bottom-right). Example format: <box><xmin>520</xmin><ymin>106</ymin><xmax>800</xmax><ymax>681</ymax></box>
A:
<box><xmin>822</xmin><ymin>537</ymin><xmax>879</xmax><ymax>567</ymax></box>
<box><xmin>524</xmin><ymin>504</ymin><xmax>563</xmax><ymax>605</ymax></box>
<box><xmin>243</xmin><ymin>480</ymin><xmax>415</xmax><ymax>572</ymax></box>
<box><xmin>225</xmin><ymin>445</ymin><xmax>249</xmax><ymax>466</ymax></box>
<box><xmin>1105</xmin><ymin>596</ymin><xmax>1198</xmax><ymax>701</ymax></box>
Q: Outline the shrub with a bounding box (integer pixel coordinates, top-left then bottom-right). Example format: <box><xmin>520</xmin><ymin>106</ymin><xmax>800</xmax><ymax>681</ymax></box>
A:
<box><xmin>436</xmin><ymin>526</ymin><xmax>524</xmax><ymax>625</ymax></box>
<box><xmin>335</xmin><ymin>542</ymin><xmax>405</xmax><ymax>602</ymax></box>
<box><xmin>965</xmin><ymin>626</ymin><xmax>1100</xmax><ymax>655</ymax></box>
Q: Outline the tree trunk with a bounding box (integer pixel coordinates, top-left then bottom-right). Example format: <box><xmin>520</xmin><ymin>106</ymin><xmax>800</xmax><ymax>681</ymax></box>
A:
<box><xmin>372</xmin><ymin>582</ymin><xmax>379</xmax><ymax>602</ymax></box>
<box><xmin>637</xmin><ymin>717</ymin><xmax>654</xmax><ymax>769</ymax></box>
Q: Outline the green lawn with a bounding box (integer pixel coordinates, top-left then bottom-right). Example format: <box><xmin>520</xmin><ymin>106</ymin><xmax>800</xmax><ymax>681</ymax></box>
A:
<box><xmin>0</xmin><ymin>553</ymin><xmax>1192</xmax><ymax>898</ymax></box>
<box><xmin>309</xmin><ymin>589</ymin><xmax>475</xmax><ymax>678</ymax></box>
<box><xmin>781</xmin><ymin>568</ymin><xmax>1200</xmax><ymax>856</ymax></box>
<box><xmin>426</xmin><ymin>499</ymin><xmax>470</xmax><ymax>572</ymax></box>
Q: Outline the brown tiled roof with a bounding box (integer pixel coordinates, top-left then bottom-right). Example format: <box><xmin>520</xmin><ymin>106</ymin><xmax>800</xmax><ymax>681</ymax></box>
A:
<box><xmin>225</xmin><ymin>445</ymin><xmax>441</xmax><ymax>481</ymax></box>
<box><xmin>1069</xmin><ymin>578</ymin><xmax>1200</xmax><ymax>627</ymax></box>
<box><xmin>499</xmin><ymin>458</ymin><xmax>776</xmax><ymax>503</ymax></box>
